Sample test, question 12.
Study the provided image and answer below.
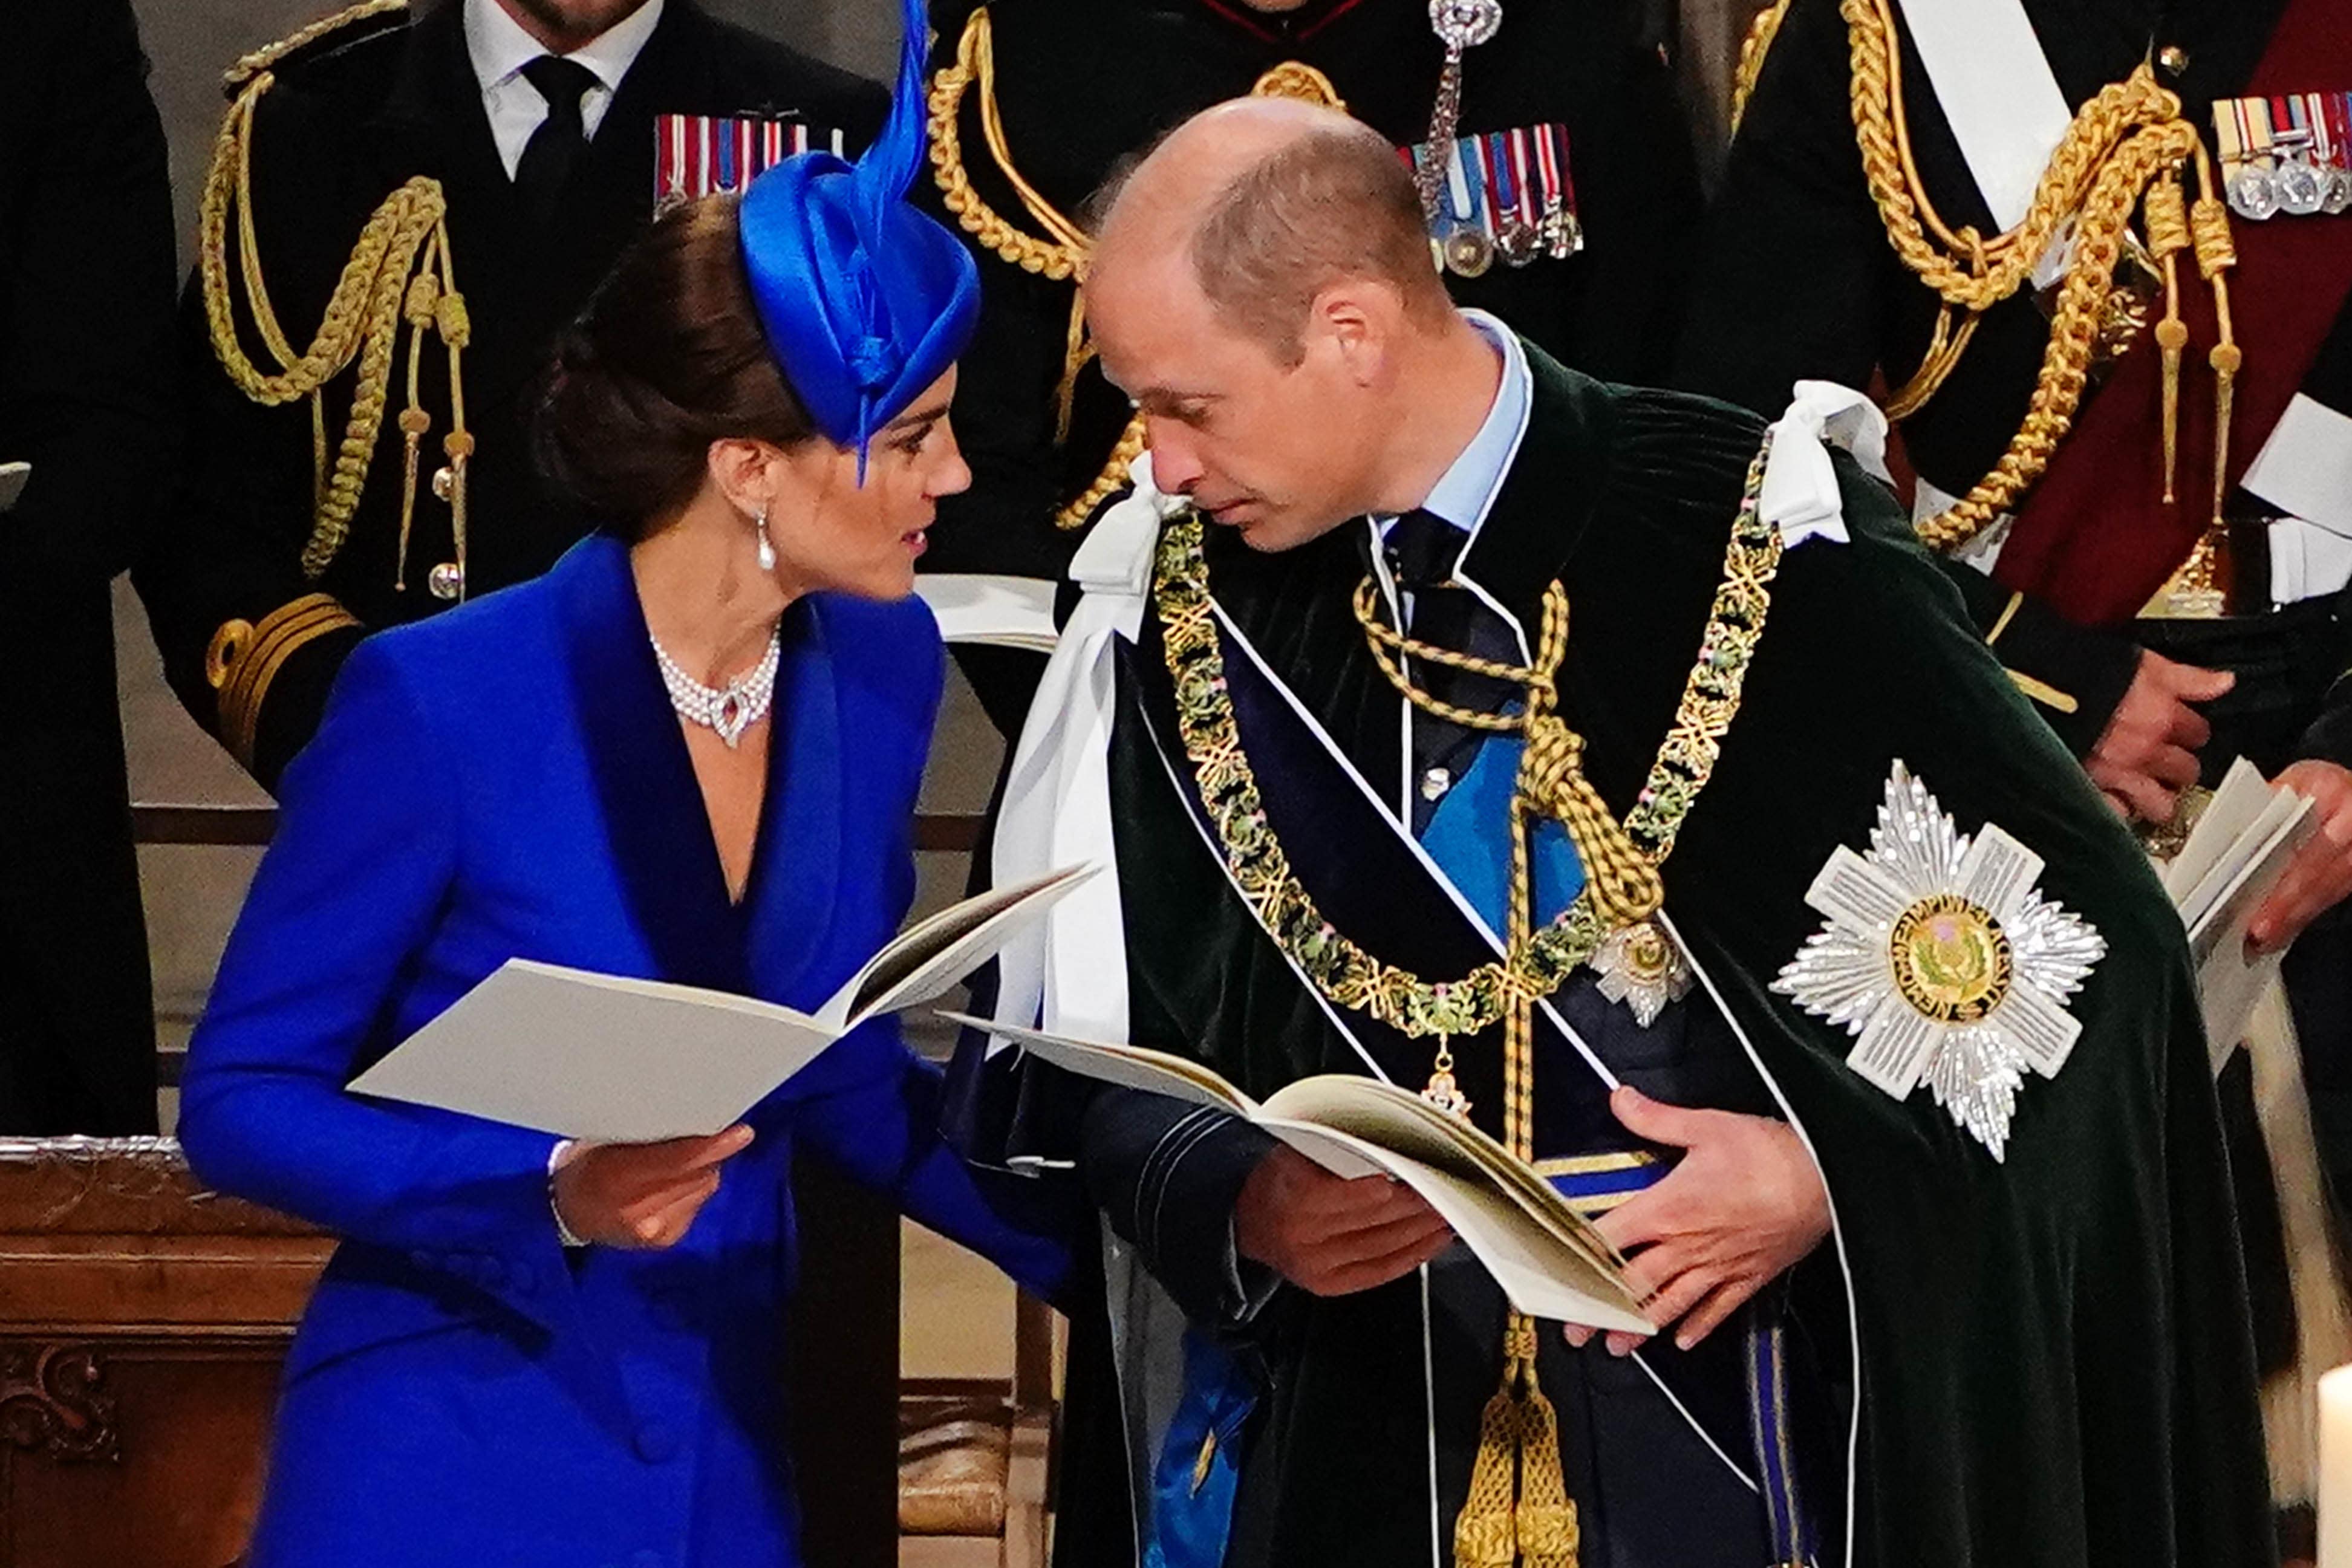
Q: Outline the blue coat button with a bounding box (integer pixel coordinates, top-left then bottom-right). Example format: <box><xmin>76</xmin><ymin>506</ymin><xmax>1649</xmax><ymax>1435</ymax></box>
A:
<box><xmin>634</xmin><ymin>1422</ymin><xmax>678</xmax><ymax>1464</ymax></box>
<box><xmin>474</xmin><ymin>1255</ymin><xmax>507</xmax><ymax>1288</ymax></box>
<box><xmin>507</xmin><ymin>1259</ymin><xmax>536</xmax><ymax>1293</ymax></box>
<box><xmin>408</xmin><ymin>1250</ymin><xmax>434</xmax><ymax>1271</ymax></box>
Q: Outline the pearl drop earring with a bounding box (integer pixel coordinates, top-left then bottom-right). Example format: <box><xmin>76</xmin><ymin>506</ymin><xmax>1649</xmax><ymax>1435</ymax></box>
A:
<box><xmin>755</xmin><ymin>501</ymin><xmax>777</xmax><ymax>572</ymax></box>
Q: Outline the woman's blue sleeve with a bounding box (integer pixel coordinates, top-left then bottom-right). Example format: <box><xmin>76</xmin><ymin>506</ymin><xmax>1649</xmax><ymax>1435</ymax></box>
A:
<box><xmin>790</xmin><ymin>1025</ymin><xmax>1078</xmax><ymax>1306</ymax></box>
<box><xmin>179</xmin><ymin>639</ymin><xmax>570</xmax><ymax>1321</ymax></box>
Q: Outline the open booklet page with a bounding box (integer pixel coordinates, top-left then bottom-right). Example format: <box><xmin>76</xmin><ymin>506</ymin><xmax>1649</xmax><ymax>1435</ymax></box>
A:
<box><xmin>948</xmin><ymin>1015</ymin><xmax>1653</xmax><ymax>1333</ymax></box>
<box><xmin>347</xmin><ymin>864</ymin><xmax>1096</xmax><ymax>1143</ymax></box>
<box><xmin>2155</xmin><ymin>759</ymin><xmax>2318</xmax><ymax>1062</ymax></box>
<box><xmin>822</xmin><ymin>863</ymin><xmax>1097</xmax><ymax>1029</ymax></box>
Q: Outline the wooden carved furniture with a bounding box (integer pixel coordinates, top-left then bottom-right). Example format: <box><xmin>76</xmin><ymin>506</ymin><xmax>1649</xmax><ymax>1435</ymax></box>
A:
<box><xmin>0</xmin><ymin>1136</ymin><xmax>329</xmax><ymax>1568</ymax></box>
<box><xmin>0</xmin><ymin>1139</ymin><xmax>1055</xmax><ymax>1568</ymax></box>
<box><xmin>898</xmin><ymin>1291</ymin><xmax>1057</xmax><ymax>1568</ymax></box>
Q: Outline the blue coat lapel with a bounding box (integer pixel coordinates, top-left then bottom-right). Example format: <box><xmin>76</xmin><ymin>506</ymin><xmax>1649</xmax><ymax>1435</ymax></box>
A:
<box><xmin>743</xmin><ymin>599</ymin><xmax>845</xmax><ymax>1009</ymax></box>
<box><xmin>553</xmin><ymin>533</ymin><xmax>849</xmax><ymax>1007</ymax></box>
<box><xmin>556</xmin><ymin>534</ymin><xmax>751</xmax><ymax>994</ymax></box>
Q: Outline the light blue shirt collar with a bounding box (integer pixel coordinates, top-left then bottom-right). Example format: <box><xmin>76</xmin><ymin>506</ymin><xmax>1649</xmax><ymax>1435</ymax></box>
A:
<box><xmin>1374</xmin><ymin>309</ymin><xmax>1533</xmax><ymax>556</ymax></box>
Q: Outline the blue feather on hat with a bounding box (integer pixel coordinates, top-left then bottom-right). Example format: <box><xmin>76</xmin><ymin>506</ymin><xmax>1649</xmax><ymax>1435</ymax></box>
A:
<box><xmin>736</xmin><ymin>0</ymin><xmax>979</xmax><ymax>478</ymax></box>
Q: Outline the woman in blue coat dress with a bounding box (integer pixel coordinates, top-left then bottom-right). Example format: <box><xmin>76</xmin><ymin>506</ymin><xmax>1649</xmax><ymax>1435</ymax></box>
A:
<box><xmin>177</xmin><ymin>8</ymin><xmax>1067</xmax><ymax>1561</ymax></box>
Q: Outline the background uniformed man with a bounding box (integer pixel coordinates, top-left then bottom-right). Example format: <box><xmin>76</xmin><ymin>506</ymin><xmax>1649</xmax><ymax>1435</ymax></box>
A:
<box><xmin>0</xmin><ymin>0</ymin><xmax>178</xmax><ymax>1135</ymax></box>
<box><xmin>135</xmin><ymin>0</ymin><xmax>885</xmax><ymax>789</ymax></box>
<box><xmin>1675</xmin><ymin>1</ymin><xmax>2352</xmax><ymax>1554</ymax></box>
<box><xmin>917</xmin><ymin>0</ymin><xmax>1701</xmax><ymax>734</ymax></box>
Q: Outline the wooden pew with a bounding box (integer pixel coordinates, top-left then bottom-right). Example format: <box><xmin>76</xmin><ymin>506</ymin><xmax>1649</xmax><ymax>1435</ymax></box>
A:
<box><xmin>0</xmin><ymin>1136</ymin><xmax>327</xmax><ymax>1568</ymax></box>
<box><xmin>0</xmin><ymin>1139</ymin><xmax>1044</xmax><ymax>1568</ymax></box>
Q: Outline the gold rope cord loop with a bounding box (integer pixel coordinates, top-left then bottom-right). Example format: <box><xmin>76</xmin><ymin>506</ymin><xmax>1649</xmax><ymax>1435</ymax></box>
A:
<box><xmin>224</xmin><ymin>0</ymin><xmax>408</xmax><ymax>88</ymax></box>
<box><xmin>1843</xmin><ymin>0</ymin><xmax>2244</xmax><ymax>551</ymax></box>
<box><xmin>199</xmin><ymin>56</ymin><xmax>469</xmax><ymax>582</ymax></box>
<box><xmin>1910</xmin><ymin>116</ymin><xmax>2201</xmax><ymax>552</ymax></box>
<box><xmin>1730</xmin><ymin>0</ymin><xmax>1792</xmax><ymax>136</ymax></box>
<box><xmin>1353</xmin><ymin>578</ymin><xmax>1664</xmax><ymax>928</ymax></box>
<box><xmin>1847</xmin><ymin>0</ymin><xmax>2180</xmax><ymax>313</ymax></box>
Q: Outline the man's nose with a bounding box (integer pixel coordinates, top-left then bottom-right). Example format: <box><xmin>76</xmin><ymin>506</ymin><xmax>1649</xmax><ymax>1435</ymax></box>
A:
<box><xmin>1145</xmin><ymin>418</ymin><xmax>1204</xmax><ymax>493</ymax></box>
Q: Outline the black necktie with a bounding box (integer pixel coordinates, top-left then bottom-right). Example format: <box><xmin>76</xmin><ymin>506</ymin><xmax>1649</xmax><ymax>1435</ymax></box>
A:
<box><xmin>513</xmin><ymin>56</ymin><xmax>600</xmax><ymax>226</ymax></box>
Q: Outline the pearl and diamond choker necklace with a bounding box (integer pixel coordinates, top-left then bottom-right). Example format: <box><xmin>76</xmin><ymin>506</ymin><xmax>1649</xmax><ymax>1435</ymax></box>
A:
<box><xmin>650</xmin><ymin>626</ymin><xmax>783</xmax><ymax>749</ymax></box>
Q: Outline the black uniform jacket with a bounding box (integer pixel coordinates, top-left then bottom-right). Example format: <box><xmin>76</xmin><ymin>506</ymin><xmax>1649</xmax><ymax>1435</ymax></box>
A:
<box><xmin>919</xmin><ymin>0</ymin><xmax>1698</xmax><ymax>730</ymax></box>
<box><xmin>0</xmin><ymin>0</ymin><xmax>174</xmax><ymax>1133</ymax></box>
<box><xmin>1675</xmin><ymin>0</ymin><xmax>2352</xmax><ymax>770</ymax></box>
<box><xmin>135</xmin><ymin>0</ymin><xmax>884</xmax><ymax>788</ymax></box>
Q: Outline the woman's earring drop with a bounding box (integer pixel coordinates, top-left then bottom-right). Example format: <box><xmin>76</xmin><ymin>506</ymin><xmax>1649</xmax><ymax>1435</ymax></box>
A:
<box><xmin>755</xmin><ymin>502</ymin><xmax>777</xmax><ymax>573</ymax></box>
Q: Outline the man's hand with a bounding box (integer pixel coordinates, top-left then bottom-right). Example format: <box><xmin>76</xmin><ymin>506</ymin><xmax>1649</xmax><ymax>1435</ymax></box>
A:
<box><xmin>552</xmin><ymin>1125</ymin><xmax>755</xmax><ymax>1249</ymax></box>
<box><xmin>2248</xmin><ymin>760</ymin><xmax>2352</xmax><ymax>957</ymax></box>
<box><xmin>2084</xmin><ymin>651</ymin><xmax>2234</xmax><ymax>823</ymax></box>
<box><xmin>1562</xmin><ymin>1088</ymin><xmax>1829</xmax><ymax>1356</ymax></box>
<box><xmin>1234</xmin><ymin>1143</ymin><xmax>1454</xmax><ymax>1296</ymax></box>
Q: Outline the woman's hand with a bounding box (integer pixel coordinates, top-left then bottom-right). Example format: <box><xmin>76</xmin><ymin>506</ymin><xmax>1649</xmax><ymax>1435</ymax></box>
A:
<box><xmin>552</xmin><ymin>1125</ymin><xmax>755</xmax><ymax>1249</ymax></box>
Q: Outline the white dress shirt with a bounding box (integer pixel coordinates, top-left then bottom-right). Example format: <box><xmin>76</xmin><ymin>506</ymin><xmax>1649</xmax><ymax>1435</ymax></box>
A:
<box><xmin>463</xmin><ymin>0</ymin><xmax>666</xmax><ymax>180</ymax></box>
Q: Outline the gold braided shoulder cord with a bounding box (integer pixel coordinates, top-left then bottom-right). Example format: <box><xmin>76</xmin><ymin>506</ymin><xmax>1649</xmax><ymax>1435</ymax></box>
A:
<box><xmin>1156</xmin><ymin>436</ymin><xmax>1776</xmax><ymax>1568</ymax></box>
<box><xmin>200</xmin><ymin>11</ymin><xmax>474</xmax><ymax>588</ymax></box>
<box><xmin>1841</xmin><ymin>0</ymin><xmax>2238</xmax><ymax>553</ymax></box>
<box><xmin>927</xmin><ymin>11</ymin><xmax>1345</xmax><ymax>533</ymax></box>
<box><xmin>928</xmin><ymin>7</ymin><xmax>1133</xmax><ymax>531</ymax></box>
<box><xmin>1729</xmin><ymin>0</ymin><xmax>1791</xmax><ymax>136</ymax></box>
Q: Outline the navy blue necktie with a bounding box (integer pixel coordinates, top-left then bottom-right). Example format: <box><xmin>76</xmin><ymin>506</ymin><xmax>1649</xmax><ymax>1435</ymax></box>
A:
<box><xmin>514</xmin><ymin>56</ymin><xmax>599</xmax><ymax>227</ymax></box>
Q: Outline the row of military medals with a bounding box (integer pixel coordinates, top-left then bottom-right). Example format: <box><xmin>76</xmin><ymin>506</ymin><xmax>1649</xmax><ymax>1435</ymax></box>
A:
<box><xmin>399</xmin><ymin>114</ymin><xmax>832</xmax><ymax>605</ymax></box>
<box><xmin>2145</xmin><ymin>92</ymin><xmax>2352</xmax><ymax>620</ymax></box>
<box><xmin>1415</xmin><ymin>0</ymin><xmax>1583</xmax><ymax>279</ymax></box>
<box><xmin>2218</xmin><ymin>90</ymin><xmax>2352</xmax><ymax>221</ymax></box>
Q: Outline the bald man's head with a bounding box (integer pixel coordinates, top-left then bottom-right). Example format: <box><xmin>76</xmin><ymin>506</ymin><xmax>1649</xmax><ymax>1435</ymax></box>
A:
<box><xmin>1095</xmin><ymin>99</ymin><xmax>1452</xmax><ymax>366</ymax></box>
<box><xmin>1084</xmin><ymin>99</ymin><xmax>1488</xmax><ymax>553</ymax></box>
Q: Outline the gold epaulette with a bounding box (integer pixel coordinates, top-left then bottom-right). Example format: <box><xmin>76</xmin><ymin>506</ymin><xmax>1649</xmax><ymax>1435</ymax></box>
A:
<box><xmin>207</xmin><ymin>595</ymin><xmax>365</xmax><ymax>772</ymax></box>
<box><xmin>224</xmin><ymin>0</ymin><xmax>410</xmax><ymax>92</ymax></box>
<box><xmin>199</xmin><ymin>0</ymin><xmax>475</xmax><ymax>599</ymax></box>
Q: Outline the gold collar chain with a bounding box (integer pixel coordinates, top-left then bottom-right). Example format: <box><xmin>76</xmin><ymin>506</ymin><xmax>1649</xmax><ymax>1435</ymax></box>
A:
<box><xmin>1148</xmin><ymin>431</ymin><xmax>1779</xmax><ymax>1052</ymax></box>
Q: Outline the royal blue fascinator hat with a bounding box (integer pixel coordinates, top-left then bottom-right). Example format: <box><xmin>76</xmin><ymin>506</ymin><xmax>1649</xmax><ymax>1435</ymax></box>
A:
<box><xmin>737</xmin><ymin>0</ymin><xmax>979</xmax><ymax>478</ymax></box>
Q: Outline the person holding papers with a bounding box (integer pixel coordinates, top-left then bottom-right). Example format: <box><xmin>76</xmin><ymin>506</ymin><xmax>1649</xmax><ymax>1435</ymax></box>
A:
<box><xmin>177</xmin><ymin>8</ymin><xmax>1069</xmax><ymax>1566</ymax></box>
<box><xmin>963</xmin><ymin>99</ymin><xmax>2273</xmax><ymax>1568</ymax></box>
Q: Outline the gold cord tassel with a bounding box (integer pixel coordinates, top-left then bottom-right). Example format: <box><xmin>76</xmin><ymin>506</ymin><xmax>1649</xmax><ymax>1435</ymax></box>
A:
<box><xmin>2145</xmin><ymin>175</ymin><xmax>2191</xmax><ymax>503</ymax></box>
<box><xmin>2190</xmin><ymin>157</ymin><xmax>2241</xmax><ymax>531</ymax></box>
<box><xmin>1456</xmin><ymin>1324</ymin><xmax>1579</xmax><ymax>1568</ymax></box>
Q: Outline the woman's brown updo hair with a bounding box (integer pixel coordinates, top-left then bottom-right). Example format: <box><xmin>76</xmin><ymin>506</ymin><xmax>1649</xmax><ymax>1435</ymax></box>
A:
<box><xmin>535</xmin><ymin>196</ymin><xmax>815</xmax><ymax>537</ymax></box>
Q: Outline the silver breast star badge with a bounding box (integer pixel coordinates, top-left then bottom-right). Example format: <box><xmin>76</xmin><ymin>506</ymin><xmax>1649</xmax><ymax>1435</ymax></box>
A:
<box><xmin>1770</xmin><ymin>762</ymin><xmax>2106</xmax><ymax>1160</ymax></box>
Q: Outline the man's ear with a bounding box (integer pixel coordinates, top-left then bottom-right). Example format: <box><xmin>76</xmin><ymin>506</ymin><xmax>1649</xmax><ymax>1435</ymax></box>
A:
<box><xmin>1311</xmin><ymin>282</ymin><xmax>1397</xmax><ymax>388</ymax></box>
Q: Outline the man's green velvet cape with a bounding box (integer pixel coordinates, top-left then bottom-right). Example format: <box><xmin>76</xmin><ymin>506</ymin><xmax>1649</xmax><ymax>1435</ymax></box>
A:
<box><xmin>1049</xmin><ymin>346</ymin><xmax>2272</xmax><ymax>1567</ymax></box>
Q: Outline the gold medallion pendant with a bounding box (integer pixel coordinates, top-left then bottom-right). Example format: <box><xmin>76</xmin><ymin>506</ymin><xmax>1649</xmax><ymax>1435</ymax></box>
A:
<box><xmin>1589</xmin><ymin>920</ymin><xmax>1694</xmax><ymax>1028</ymax></box>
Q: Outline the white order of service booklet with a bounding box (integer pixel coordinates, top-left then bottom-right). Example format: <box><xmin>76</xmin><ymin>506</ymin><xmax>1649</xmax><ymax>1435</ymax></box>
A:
<box><xmin>2157</xmin><ymin>758</ymin><xmax>2319</xmax><ymax>1065</ymax></box>
<box><xmin>347</xmin><ymin>864</ymin><xmax>1095</xmax><ymax>1143</ymax></box>
<box><xmin>945</xmin><ymin>1012</ymin><xmax>1655</xmax><ymax>1335</ymax></box>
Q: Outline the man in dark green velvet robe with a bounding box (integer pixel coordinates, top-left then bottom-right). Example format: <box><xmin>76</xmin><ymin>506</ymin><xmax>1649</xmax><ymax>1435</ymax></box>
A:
<box><xmin>963</xmin><ymin>96</ymin><xmax>2274</xmax><ymax>1568</ymax></box>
